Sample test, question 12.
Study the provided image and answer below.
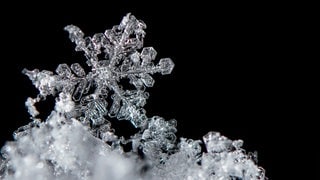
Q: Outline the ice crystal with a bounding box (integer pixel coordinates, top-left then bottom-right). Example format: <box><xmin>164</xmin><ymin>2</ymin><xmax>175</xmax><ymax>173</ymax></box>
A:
<box><xmin>0</xmin><ymin>13</ymin><xmax>265</xmax><ymax>180</ymax></box>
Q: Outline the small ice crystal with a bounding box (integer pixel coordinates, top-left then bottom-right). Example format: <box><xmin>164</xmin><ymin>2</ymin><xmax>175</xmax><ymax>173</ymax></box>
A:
<box><xmin>0</xmin><ymin>13</ymin><xmax>265</xmax><ymax>180</ymax></box>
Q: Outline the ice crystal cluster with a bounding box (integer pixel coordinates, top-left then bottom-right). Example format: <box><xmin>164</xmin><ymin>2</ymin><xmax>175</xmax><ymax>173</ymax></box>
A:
<box><xmin>0</xmin><ymin>14</ymin><xmax>265</xmax><ymax>180</ymax></box>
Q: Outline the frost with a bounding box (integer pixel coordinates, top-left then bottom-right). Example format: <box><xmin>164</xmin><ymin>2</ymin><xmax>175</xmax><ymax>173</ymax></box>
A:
<box><xmin>0</xmin><ymin>13</ymin><xmax>265</xmax><ymax>180</ymax></box>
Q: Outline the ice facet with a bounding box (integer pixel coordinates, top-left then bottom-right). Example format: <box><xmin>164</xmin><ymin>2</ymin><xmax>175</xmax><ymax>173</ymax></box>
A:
<box><xmin>158</xmin><ymin>58</ymin><xmax>175</xmax><ymax>75</ymax></box>
<box><xmin>56</xmin><ymin>63</ymin><xmax>72</xmax><ymax>78</ymax></box>
<box><xmin>70</xmin><ymin>63</ymin><xmax>86</xmax><ymax>77</ymax></box>
<box><xmin>141</xmin><ymin>47</ymin><xmax>157</xmax><ymax>63</ymax></box>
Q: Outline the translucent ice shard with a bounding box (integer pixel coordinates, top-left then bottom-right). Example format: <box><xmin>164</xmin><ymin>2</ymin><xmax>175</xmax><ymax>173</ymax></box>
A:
<box><xmin>0</xmin><ymin>13</ymin><xmax>265</xmax><ymax>180</ymax></box>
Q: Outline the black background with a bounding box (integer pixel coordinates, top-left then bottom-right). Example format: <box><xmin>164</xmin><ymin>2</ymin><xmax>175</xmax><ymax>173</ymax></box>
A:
<box><xmin>0</xmin><ymin>1</ymin><xmax>311</xmax><ymax>179</ymax></box>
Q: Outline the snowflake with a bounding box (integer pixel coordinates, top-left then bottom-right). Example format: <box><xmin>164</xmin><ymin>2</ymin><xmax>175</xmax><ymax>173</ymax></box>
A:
<box><xmin>0</xmin><ymin>13</ymin><xmax>265</xmax><ymax>180</ymax></box>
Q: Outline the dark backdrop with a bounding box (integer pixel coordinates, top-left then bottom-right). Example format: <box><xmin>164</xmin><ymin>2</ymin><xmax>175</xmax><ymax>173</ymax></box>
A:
<box><xmin>0</xmin><ymin>1</ymin><xmax>308</xmax><ymax>179</ymax></box>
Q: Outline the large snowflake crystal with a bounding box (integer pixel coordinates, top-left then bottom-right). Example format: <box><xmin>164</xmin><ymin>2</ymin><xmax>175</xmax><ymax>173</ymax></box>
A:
<box><xmin>0</xmin><ymin>14</ymin><xmax>265</xmax><ymax>180</ymax></box>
